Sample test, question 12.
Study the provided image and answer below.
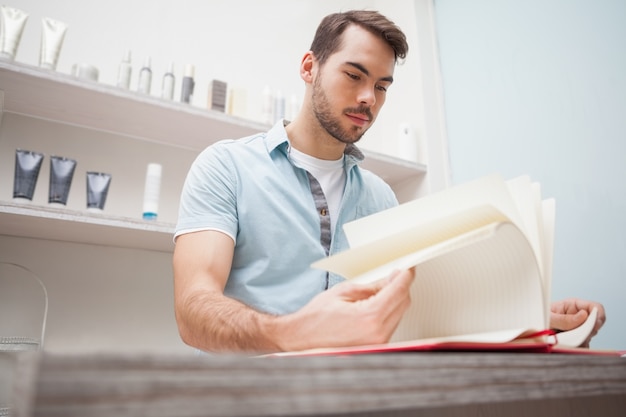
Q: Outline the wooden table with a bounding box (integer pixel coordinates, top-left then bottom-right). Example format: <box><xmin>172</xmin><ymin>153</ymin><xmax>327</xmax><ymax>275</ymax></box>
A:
<box><xmin>7</xmin><ymin>351</ymin><xmax>626</xmax><ymax>417</ymax></box>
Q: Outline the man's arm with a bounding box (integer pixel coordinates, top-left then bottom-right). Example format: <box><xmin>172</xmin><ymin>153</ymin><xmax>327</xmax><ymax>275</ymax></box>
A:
<box><xmin>173</xmin><ymin>230</ymin><xmax>278</xmax><ymax>352</ymax></box>
<box><xmin>173</xmin><ymin>230</ymin><xmax>414</xmax><ymax>353</ymax></box>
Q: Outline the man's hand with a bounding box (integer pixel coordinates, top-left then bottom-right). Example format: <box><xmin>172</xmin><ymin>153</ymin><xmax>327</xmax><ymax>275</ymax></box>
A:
<box><xmin>175</xmin><ymin>227</ymin><xmax>415</xmax><ymax>353</ymax></box>
<box><xmin>272</xmin><ymin>268</ymin><xmax>415</xmax><ymax>352</ymax></box>
<box><xmin>550</xmin><ymin>298</ymin><xmax>606</xmax><ymax>348</ymax></box>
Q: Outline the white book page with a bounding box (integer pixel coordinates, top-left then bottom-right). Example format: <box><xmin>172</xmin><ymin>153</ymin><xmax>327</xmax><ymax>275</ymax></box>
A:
<box><xmin>342</xmin><ymin>222</ymin><xmax>545</xmax><ymax>341</ymax></box>
<box><xmin>269</xmin><ymin>328</ymin><xmax>540</xmax><ymax>357</ymax></box>
<box><xmin>343</xmin><ymin>174</ymin><xmax>525</xmax><ymax>249</ymax></box>
<box><xmin>532</xmin><ymin>182</ymin><xmax>545</xmax><ymax>265</ymax></box>
<box><xmin>506</xmin><ymin>178</ymin><xmax>555</xmax><ymax>327</ymax></box>
<box><xmin>313</xmin><ymin>205</ymin><xmax>509</xmax><ymax>279</ymax></box>
<box><xmin>541</xmin><ymin>198</ymin><xmax>556</xmax><ymax>327</ymax></box>
<box><xmin>393</xmin><ymin>328</ymin><xmax>535</xmax><ymax>345</ymax></box>
<box><xmin>506</xmin><ymin>176</ymin><xmax>543</xmax><ymax>270</ymax></box>
<box><xmin>347</xmin><ymin>221</ymin><xmax>506</xmax><ymax>285</ymax></box>
<box><xmin>312</xmin><ymin>174</ymin><xmax>548</xmax><ymax>341</ymax></box>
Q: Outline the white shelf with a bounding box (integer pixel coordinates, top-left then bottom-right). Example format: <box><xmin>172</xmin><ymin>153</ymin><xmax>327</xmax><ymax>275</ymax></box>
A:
<box><xmin>0</xmin><ymin>201</ymin><xmax>175</xmax><ymax>252</ymax></box>
<box><xmin>0</xmin><ymin>60</ymin><xmax>268</xmax><ymax>150</ymax></box>
<box><xmin>360</xmin><ymin>149</ymin><xmax>426</xmax><ymax>186</ymax></box>
<box><xmin>0</xmin><ymin>61</ymin><xmax>426</xmax><ymax>250</ymax></box>
<box><xmin>0</xmin><ymin>60</ymin><xmax>426</xmax><ymax>183</ymax></box>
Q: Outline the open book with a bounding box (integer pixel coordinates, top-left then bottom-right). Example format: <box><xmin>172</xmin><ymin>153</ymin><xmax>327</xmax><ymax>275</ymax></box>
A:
<box><xmin>285</xmin><ymin>174</ymin><xmax>604</xmax><ymax>356</ymax></box>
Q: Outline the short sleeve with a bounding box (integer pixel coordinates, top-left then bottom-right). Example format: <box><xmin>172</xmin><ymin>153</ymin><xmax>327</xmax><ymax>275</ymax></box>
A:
<box><xmin>174</xmin><ymin>142</ymin><xmax>239</xmax><ymax>241</ymax></box>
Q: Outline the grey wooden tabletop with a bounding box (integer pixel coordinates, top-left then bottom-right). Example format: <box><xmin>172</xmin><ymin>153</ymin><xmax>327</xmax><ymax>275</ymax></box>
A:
<box><xmin>8</xmin><ymin>351</ymin><xmax>626</xmax><ymax>417</ymax></box>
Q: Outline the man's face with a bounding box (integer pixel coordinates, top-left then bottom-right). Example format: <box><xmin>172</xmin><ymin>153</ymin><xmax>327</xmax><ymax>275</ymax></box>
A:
<box><xmin>311</xmin><ymin>24</ymin><xmax>396</xmax><ymax>145</ymax></box>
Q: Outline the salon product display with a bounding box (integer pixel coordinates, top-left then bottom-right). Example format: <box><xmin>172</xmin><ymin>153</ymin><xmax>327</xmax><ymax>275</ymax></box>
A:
<box><xmin>11</xmin><ymin>150</ymin><xmax>120</xmax><ymax>214</ymax></box>
<box><xmin>287</xmin><ymin>93</ymin><xmax>300</xmax><ymax>121</ymax></box>
<box><xmin>180</xmin><ymin>64</ymin><xmax>195</xmax><ymax>103</ymax></box>
<box><xmin>86</xmin><ymin>171</ymin><xmax>112</xmax><ymax>212</ymax></box>
<box><xmin>0</xmin><ymin>5</ymin><xmax>28</xmax><ymax>60</ymax></box>
<box><xmin>48</xmin><ymin>155</ymin><xmax>76</xmax><ymax>206</ymax></box>
<box><xmin>137</xmin><ymin>56</ymin><xmax>152</xmax><ymax>94</ymax></box>
<box><xmin>209</xmin><ymin>79</ymin><xmax>227</xmax><ymax>112</ymax></box>
<box><xmin>261</xmin><ymin>85</ymin><xmax>274</xmax><ymax>125</ymax></box>
<box><xmin>72</xmin><ymin>62</ymin><xmax>99</xmax><ymax>81</ymax></box>
<box><xmin>261</xmin><ymin>86</ymin><xmax>296</xmax><ymax>124</ymax></box>
<box><xmin>225</xmin><ymin>87</ymin><xmax>246</xmax><ymax>118</ymax></box>
<box><xmin>0</xmin><ymin>8</ymin><xmax>269</xmax><ymax>124</ymax></box>
<box><xmin>161</xmin><ymin>62</ymin><xmax>175</xmax><ymax>100</ymax></box>
<box><xmin>39</xmin><ymin>17</ymin><xmax>67</xmax><ymax>70</ymax></box>
<box><xmin>13</xmin><ymin>149</ymin><xmax>44</xmax><ymax>202</ymax></box>
<box><xmin>274</xmin><ymin>90</ymin><xmax>285</xmax><ymax>123</ymax></box>
<box><xmin>142</xmin><ymin>163</ymin><xmax>162</xmax><ymax>220</ymax></box>
<box><xmin>397</xmin><ymin>123</ymin><xmax>420</xmax><ymax>164</ymax></box>
<box><xmin>1</xmin><ymin>7</ymin><xmax>68</xmax><ymax>70</ymax></box>
<box><xmin>0</xmin><ymin>5</ymin><xmax>288</xmax><ymax>127</ymax></box>
<box><xmin>117</xmin><ymin>49</ymin><xmax>132</xmax><ymax>89</ymax></box>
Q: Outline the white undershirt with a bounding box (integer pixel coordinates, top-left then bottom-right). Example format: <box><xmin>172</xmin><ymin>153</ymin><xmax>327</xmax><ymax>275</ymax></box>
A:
<box><xmin>289</xmin><ymin>146</ymin><xmax>346</xmax><ymax>234</ymax></box>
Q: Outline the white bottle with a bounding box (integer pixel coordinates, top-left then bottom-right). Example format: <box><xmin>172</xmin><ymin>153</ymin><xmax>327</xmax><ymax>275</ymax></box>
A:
<box><xmin>397</xmin><ymin>123</ymin><xmax>419</xmax><ymax>163</ymax></box>
<box><xmin>116</xmin><ymin>50</ymin><xmax>132</xmax><ymax>89</ymax></box>
<box><xmin>142</xmin><ymin>163</ymin><xmax>162</xmax><ymax>220</ymax></box>
<box><xmin>274</xmin><ymin>90</ymin><xmax>285</xmax><ymax>123</ymax></box>
<box><xmin>287</xmin><ymin>93</ymin><xmax>300</xmax><ymax>121</ymax></box>
<box><xmin>161</xmin><ymin>62</ymin><xmax>175</xmax><ymax>100</ymax></box>
<box><xmin>137</xmin><ymin>56</ymin><xmax>152</xmax><ymax>94</ymax></box>
<box><xmin>261</xmin><ymin>85</ymin><xmax>274</xmax><ymax>125</ymax></box>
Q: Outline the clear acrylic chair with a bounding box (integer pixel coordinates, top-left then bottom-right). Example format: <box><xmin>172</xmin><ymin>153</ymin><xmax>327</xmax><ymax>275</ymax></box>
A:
<box><xmin>0</xmin><ymin>262</ymin><xmax>48</xmax><ymax>415</ymax></box>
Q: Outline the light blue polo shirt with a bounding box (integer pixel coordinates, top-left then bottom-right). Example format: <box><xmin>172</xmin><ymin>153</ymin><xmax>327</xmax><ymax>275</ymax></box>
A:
<box><xmin>175</xmin><ymin>121</ymin><xmax>398</xmax><ymax>315</ymax></box>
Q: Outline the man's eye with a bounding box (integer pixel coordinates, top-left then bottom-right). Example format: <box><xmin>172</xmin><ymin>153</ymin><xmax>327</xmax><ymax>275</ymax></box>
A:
<box><xmin>346</xmin><ymin>72</ymin><xmax>359</xmax><ymax>80</ymax></box>
<box><xmin>376</xmin><ymin>84</ymin><xmax>388</xmax><ymax>92</ymax></box>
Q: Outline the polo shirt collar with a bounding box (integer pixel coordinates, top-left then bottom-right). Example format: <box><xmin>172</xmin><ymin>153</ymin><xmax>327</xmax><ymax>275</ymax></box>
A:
<box><xmin>265</xmin><ymin>119</ymin><xmax>365</xmax><ymax>167</ymax></box>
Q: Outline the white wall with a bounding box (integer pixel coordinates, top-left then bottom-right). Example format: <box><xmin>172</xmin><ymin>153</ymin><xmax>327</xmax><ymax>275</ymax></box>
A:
<box><xmin>0</xmin><ymin>235</ymin><xmax>185</xmax><ymax>353</ymax></box>
<box><xmin>434</xmin><ymin>0</ymin><xmax>626</xmax><ymax>349</ymax></box>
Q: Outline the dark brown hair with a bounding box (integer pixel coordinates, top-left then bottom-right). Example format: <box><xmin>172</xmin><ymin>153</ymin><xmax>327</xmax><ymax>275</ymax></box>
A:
<box><xmin>310</xmin><ymin>10</ymin><xmax>408</xmax><ymax>65</ymax></box>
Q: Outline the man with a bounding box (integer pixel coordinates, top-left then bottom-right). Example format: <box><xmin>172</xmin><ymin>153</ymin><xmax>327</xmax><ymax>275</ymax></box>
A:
<box><xmin>173</xmin><ymin>10</ymin><xmax>605</xmax><ymax>353</ymax></box>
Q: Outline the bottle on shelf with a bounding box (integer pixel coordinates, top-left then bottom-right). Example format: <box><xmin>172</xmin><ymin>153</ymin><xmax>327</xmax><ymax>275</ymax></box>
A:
<box><xmin>116</xmin><ymin>50</ymin><xmax>132</xmax><ymax>89</ymax></box>
<box><xmin>273</xmin><ymin>90</ymin><xmax>285</xmax><ymax>123</ymax></box>
<box><xmin>261</xmin><ymin>85</ymin><xmax>274</xmax><ymax>125</ymax></box>
<box><xmin>137</xmin><ymin>56</ymin><xmax>152</xmax><ymax>94</ymax></box>
<box><xmin>142</xmin><ymin>163</ymin><xmax>162</xmax><ymax>221</ymax></box>
<box><xmin>180</xmin><ymin>64</ymin><xmax>195</xmax><ymax>104</ymax></box>
<box><xmin>161</xmin><ymin>62</ymin><xmax>175</xmax><ymax>100</ymax></box>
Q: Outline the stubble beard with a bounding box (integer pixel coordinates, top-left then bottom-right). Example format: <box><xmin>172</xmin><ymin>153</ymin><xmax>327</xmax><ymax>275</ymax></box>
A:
<box><xmin>311</xmin><ymin>76</ymin><xmax>373</xmax><ymax>145</ymax></box>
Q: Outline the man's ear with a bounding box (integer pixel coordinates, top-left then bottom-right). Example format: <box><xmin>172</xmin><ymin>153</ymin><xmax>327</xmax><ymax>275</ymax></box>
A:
<box><xmin>300</xmin><ymin>51</ymin><xmax>316</xmax><ymax>83</ymax></box>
